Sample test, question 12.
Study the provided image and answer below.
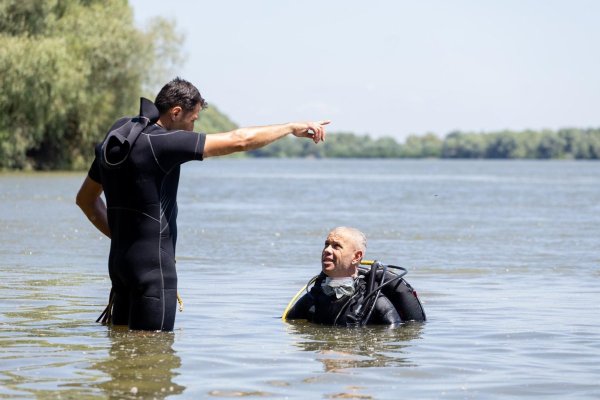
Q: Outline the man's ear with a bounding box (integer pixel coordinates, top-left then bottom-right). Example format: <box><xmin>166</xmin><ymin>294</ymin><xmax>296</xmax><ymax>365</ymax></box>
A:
<box><xmin>353</xmin><ymin>250</ymin><xmax>363</xmax><ymax>265</ymax></box>
<box><xmin>170</xmin><ymin>106</ymin><xmax>183</xmax><ymax>120</ymax></box>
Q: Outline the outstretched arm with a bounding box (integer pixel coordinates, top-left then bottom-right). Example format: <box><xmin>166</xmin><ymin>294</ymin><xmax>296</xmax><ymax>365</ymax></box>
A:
<box><xmin>76</xmin><ymin>176</ymin><xmax>111</xmax><ymax>238</ymax></box>
<box><xmin>203</xmin><ymin>120</ymin><xmax>329</xmax><ymax>158</ymax></box>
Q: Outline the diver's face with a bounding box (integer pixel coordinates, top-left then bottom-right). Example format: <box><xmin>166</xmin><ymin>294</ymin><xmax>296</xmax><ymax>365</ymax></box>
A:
<box><xmin>171</xmin><ymin>103</ymin><xmax>201</xmax><ymax>131</ymax></box>
<box><xmin>321</xmin><ymin>231</ymin><xmax>360</xmax><ymax>278</ymax></box>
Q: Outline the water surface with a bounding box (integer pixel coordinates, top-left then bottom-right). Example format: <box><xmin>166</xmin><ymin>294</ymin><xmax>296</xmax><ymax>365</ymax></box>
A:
<box><xmin>1</xmin><ymin>159</ymin><xmax>599</xmax><ymax>399</ymax></box>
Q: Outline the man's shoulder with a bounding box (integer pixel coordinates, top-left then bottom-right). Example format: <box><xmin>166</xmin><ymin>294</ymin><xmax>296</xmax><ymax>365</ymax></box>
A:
<box><xmin>143</xmin><ymin>125</ymin><xmax>203</xmax><ymax>136</ymax></box>
<box><xmin>143</xmin><ymin>123</ymin><xmax>167</xmax><ymax>135</ymax></box>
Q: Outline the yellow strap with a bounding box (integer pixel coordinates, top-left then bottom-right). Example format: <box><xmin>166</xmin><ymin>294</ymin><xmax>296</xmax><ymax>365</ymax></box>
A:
<box><xmin>281</xmin><ymin>276</ymin><xmax>317</xmax><ymax>321</ymax></box>
<box><xmin>177</xmin><ymin>292</ymin><xmax>184</xmax><ymax>312</ymax></box>
<box><xmin>360</xmin><ymin>260</ymin><xmax>375</xmax><ymax>266</ymax></box>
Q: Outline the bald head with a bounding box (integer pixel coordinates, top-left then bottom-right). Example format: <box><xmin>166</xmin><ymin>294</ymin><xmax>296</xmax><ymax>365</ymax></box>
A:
<box><xmin>329</xmin><ymin>227</ymin><xmax>367</xmax><ymax>253</ymax></box>
<box><xmin>321</xmin><ymin>227</ymin><xmax>367</xmax><ymax>278</ymax></box>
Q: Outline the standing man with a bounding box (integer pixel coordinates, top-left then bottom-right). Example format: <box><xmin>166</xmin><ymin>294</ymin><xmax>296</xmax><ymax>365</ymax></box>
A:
<box><xmin>76</xmin><ymin>77</ymin><xmax>329</xmax><ymax>331</ymax></box>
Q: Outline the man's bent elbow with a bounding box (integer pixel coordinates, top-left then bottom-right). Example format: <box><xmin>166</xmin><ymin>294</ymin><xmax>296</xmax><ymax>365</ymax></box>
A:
<box><xmin>75</xmin><ymin>191</ymin><xmax>85</xmax><ymax>211</ymax></box>
<box><xmin>76</xmin><ymin>187</ymin><xmax>96</xmax><ymax>216</ymax></box>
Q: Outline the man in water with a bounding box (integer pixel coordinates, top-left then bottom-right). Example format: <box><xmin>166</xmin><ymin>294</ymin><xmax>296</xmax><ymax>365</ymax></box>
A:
<box><xmin>285</xmin><ymin>227</ymin><xmax>425</xmax><ymax>326</ymax></box>
<box><xmin>76</xmin><ymin>77</ymin><xmax>329</xmax><ymax>331</ymax></box>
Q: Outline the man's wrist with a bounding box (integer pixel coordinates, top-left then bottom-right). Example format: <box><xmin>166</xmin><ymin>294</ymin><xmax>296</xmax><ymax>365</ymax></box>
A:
<box><xmin>288</xmin><ymin>122</ymin><xmax>303</xmax><ymax>136</ymax></box>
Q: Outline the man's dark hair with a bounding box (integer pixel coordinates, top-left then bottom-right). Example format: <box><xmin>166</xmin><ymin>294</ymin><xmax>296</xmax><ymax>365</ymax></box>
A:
<box><xmin>154</xmin><ymin>77</ymin><xmax>207</xmax><ymax>114</ymax></box>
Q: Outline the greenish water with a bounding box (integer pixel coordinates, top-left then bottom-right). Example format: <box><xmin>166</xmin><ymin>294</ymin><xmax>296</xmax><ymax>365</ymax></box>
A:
<box><xmin>1</xmin><ymin>159</ymin><xmax>599</xmax><ymax>399</ymax></box>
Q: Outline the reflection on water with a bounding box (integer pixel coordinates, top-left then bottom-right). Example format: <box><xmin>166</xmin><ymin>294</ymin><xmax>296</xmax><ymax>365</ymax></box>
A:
<box><xmin>0</xmin><ymin>266</ymin><xmax>184</xmax><ymax>398</ymax></box>
<box><xmin>286</xmin><ymin>320</ymin><xmax>423</xmax><ymax>372</ymax></box>
<box><xmin>91</xmin><ymin>327</ymin><xmax>185</xmax><ymax>399</ymax></box>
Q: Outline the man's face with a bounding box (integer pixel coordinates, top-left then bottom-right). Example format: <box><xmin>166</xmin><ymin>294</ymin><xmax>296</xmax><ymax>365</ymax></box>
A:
<box><xmin>321</xmin><ymin>230</ymin><xmax>360</xmax><ymax>278</ymax></box>
<box><xmin>171</xmin><ymin>103</ymin><xmax>201</xmax><ymax>131</ymax></box>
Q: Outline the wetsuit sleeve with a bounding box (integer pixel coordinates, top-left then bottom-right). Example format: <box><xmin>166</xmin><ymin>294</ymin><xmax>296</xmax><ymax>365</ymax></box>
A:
<box><xmin>373</xmin><ymin>296</ymin><xmax>402</xmax><ymax>325</ymax></box>
<box><xmin>87</xmin><ymin>144</ymin><xmax>102</xmax><ymax>183</ymax></box>
<box><xmin>147</xmin><ymin>130</ymin><xmax>206</xmax><ymax>172</ymax></box>
<box><xmin>285</xmin><ymin>293</ymin><xmax>315</xmax><ymax>320</ymax></box>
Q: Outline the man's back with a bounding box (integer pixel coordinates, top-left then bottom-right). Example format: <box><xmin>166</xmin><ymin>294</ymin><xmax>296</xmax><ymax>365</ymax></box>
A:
<box><xmin>87</xmin><ymin>119</ymin><xmax>206</xmax><ymax>330</ymax></box>
<box><xmin>92</xmin><ymin>121</ymin><xmax>204</xmax><ymax>246</ymax></box>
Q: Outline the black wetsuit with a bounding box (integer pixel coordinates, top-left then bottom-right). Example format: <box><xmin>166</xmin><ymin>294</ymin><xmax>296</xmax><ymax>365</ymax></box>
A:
<box><xmin>286</xmin><ymin>273</ymin><xmax>403</xmax><ymax>326</ymax></box>
<box><xmin>88</xmin><ymin>118</ymin><xmax>205</xmax><ymax>331</ymax></box>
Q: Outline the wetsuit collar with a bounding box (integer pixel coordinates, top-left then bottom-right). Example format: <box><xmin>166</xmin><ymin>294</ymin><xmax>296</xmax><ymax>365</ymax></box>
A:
<box><xmin>322</xmin><ymin>276</ymin><xmax>356</xmax><ymax>299</ymax></box>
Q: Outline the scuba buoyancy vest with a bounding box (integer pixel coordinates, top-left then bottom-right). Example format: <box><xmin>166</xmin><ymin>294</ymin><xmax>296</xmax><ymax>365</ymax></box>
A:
<box><xmin>283</xmin><ymin>261</ymin><xmax>427</xmax><ymax>326</ymax></box>
<box><xmin>100</xmin><ymin>97</ymin><xmax>160</xmax><ymax>169</ymax></box>
<box><xmin>308</xmin><ymin>273</ymin><xmax>369</xmax><ymax>326</ymax></box>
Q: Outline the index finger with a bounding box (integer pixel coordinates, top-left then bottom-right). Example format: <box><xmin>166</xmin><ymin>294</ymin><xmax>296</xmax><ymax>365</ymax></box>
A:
<box><xmin>319</xmin><ymin>121</ymin><xmax>328</xmax><ymax>142</ymax></box>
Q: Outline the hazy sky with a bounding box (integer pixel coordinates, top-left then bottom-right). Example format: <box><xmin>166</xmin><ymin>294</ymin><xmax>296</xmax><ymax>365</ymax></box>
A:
<box><xmin>129</xmin><ymin>0</ymin><xmax>600</xmax><ymax>140</ymax></box>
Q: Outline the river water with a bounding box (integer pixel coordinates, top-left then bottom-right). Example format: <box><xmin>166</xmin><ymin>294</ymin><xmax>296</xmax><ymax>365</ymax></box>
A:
<box><xmin>0</xmin><ymin>159</ymin><xmax>599</xmax><ymax>399</ymax></box>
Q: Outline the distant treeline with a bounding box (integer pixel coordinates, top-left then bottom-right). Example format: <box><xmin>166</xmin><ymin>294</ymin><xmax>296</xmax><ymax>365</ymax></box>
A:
<box><xmin>1</xmin><ymin>2</ymin><xmax>598</xmax><ymax>170</ymax></box>
<box><xmin>249</xmin><ymin>128</ymin><xmax>600</xmax><ymax>159</ymax></box>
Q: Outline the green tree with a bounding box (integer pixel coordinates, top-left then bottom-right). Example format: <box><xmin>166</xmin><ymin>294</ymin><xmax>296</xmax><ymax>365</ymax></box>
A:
<box><xmin>197</xmin><ymin>105</ymin><xmax>238</xmax><ymax>134</ymax></box>
<box><xmin>536</xmin><ymin>130</ymin><xmax>565</xmax><ymax>159</ymax></box>
<box><xmin>486</xmin><ymin>132</ymin><xmax>514</xmax><ymax>158</ymax></box>
<box><xmin>558</xmin><ymin>128</ymin><xmax>600</xmax><ymax>159</ymax></box>
<box><xmin>323</xmin><ymin>133</ymin><xmax>364</xmax><ymax>157</ymax></box>
<box><xmin>0</xmin><ymin>0</ymin><xmax>182</xmax><ymax>169</ymax></box>
<box><xmin>586</xmin><ymin>129</ymin><xmax>600</xmax><ymax>159</ymax></box>
<box><xmin>366</xmin><ymin>136</ymin><xmax>404</xmax><ymax>158</ymax></box>
<box><xmin>401</xmin><ymin>133</ymin><xmax>442</xmax><ymax>158</ymax></box>
<box><xmin>442</xmin><ymin>131</ymin><xmax>488</xmax><ymax>158</ymax></box>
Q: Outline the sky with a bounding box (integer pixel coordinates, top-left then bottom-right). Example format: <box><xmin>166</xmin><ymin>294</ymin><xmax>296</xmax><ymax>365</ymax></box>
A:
<box><xmin>129</xmin><ymin>0</ymin><xmax>600</xmax><ymax>140</ymax></box>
